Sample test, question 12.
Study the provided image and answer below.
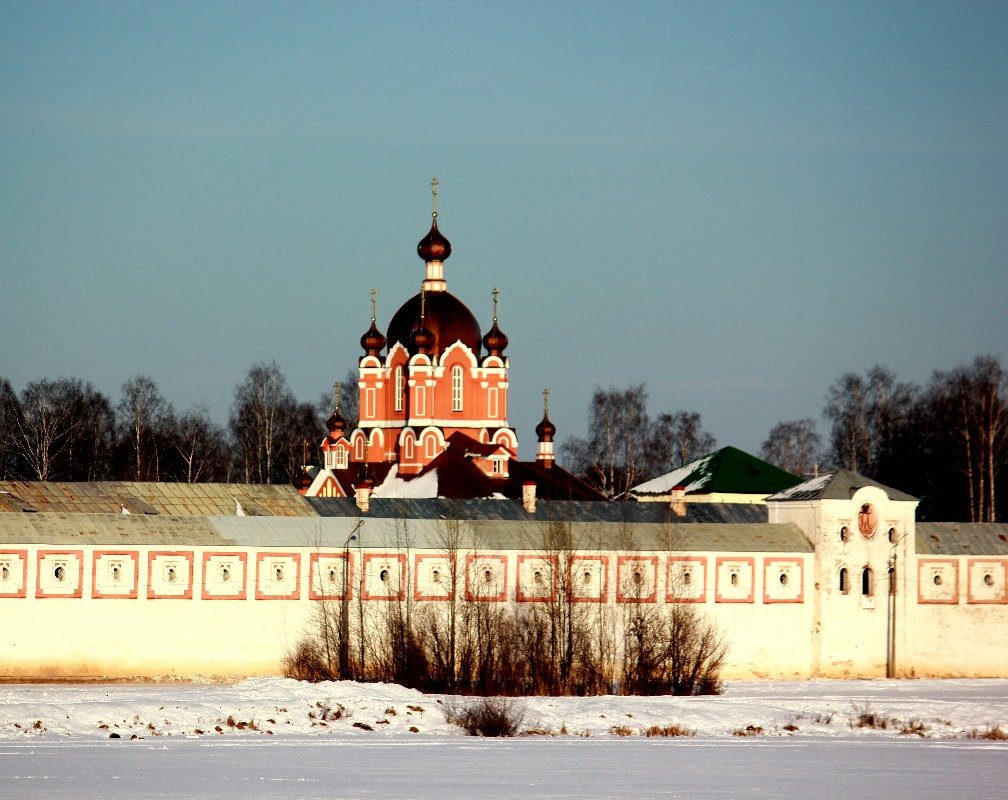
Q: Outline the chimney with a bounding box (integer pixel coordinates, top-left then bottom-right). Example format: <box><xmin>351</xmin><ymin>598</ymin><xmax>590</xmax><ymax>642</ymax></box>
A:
<box><xmin>522</xmin><ymin>481</ymin><xmax>537</xmax><ymax>514</ymax></box>
<box><xmin>670</xmin><ymin>486</ymin><xmax>687</xmax><ymax>517</ymax></box>
<box><xmin>354</xmin><ymin>482</ymin><xmax>372</xmax><ymax>513</ymax></box>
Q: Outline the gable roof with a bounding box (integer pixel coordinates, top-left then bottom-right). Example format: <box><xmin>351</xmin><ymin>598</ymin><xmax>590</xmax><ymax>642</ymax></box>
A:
<box><xmin>916</xmin><ymin>522</ymin><xmax>1008</xmax><ymax>556</ymax></box>
<box><xmin>0</xmin><ymin>481</ymin><xmax>318</xmax><ymax>516</ymax></box>
<box><xmin>765</xmin><ymin>469</ymin><xmax>917</xmax><ymax>503</ymax></box>
<box><xmin>631</xmin><ymin>446</ymin><xmax>803</xmax><ymax>497</ymax></box>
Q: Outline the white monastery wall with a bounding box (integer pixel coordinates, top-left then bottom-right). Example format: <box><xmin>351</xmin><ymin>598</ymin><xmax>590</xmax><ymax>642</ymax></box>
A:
<box><xmin>1</xmin><ymin>542</ymin><xmax>815</xmax><ymax>680</ymax></box>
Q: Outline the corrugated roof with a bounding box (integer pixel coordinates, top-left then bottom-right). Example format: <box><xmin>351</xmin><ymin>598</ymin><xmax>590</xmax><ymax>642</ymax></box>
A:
<box><xmin>916</xmin><ymin>522</ymin><xmax>1008</xmax><ymax>556</ymax></box>
<box><xmin>0</xmin><ymin>482</ymin><xmax>318</xmax><ymax>517</ymax></box>
<box><xmin>0</xmin><ymin>512</ymin><xmax>809</xmax><ymax>553</ymax></box>
<box><xmin>308</xmin><ymin>497</ymin><xmax>769</xmax><ymax>524</ymax></box>
<box><xmin>765</xmin><ymin>470</ymin><xmax>917</xmax><ymax>503</ymax></box>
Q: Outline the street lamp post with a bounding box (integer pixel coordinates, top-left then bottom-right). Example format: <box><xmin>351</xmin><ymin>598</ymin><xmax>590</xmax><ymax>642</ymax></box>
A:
<box><xmin>340</xmin><ymin>530</ymin><xmax>357</xmax><ymax>679</ymax></box>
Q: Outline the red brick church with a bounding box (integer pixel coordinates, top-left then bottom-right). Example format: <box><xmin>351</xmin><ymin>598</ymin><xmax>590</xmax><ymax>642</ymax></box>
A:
<box><xmin>303</xmin><ymin>181</ymin><xmax>603</xmax><ymax>503</ymax></box>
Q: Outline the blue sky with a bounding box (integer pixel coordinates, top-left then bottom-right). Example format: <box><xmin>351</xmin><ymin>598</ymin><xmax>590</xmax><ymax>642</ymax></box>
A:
<box><xmin>2</xmin><ymin>1</ymin><xmax>1006</xmax><ymax>460</ymax></box>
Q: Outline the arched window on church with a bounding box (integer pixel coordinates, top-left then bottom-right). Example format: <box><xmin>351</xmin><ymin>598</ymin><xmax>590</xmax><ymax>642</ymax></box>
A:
<box><xmin>861</xmin><ymin>566</ymin><xmax>874</xmax><ymax>597</ymax></box>
<box><xmin>839</xmin><ymin>567</ymin><xmax>849</xmax><ymax>594</ymax></box>
<box><xmin>451</xmin><ymin>365</ymin><xmax>463</xmax><ymax>412</ymax></box>
<box><xmin>394</xmin><ymin>366</ymin><xmax>403</xmax><ymax>412</ymax></box>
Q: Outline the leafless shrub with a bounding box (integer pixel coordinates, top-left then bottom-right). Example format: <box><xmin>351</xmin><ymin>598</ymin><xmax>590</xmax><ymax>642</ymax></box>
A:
<box><xmin>783</xmin><ymin>723</ymin><xmax>799</xmax><ymax>732</ymax></box>
<box><xmin>852</xmin><ymin>704</ymin><xmax>889</xmax><ymax>730</ymax></box>
<box><xmin>315</xmin><ymin>700</ymin><xmax>347</xmax><ymax>722</ymax></box>
<box><xmin>282</xmin><ymin>636</ymin><xmax>336</xmax><ymax>683</ymax></box>
<box><xmin>442</xmin><ymin>697</ymin><xmax>526</xmax><ymax>737</ymax></box>
<box><xmin>967</xmin><ymin>724</ymin><xmax>1006</xmax><ymax>740</ymax></box>
<box><xmin>899</xmin><ymin>718</ymin><xmax>927</xmax><ymax>737</ymax></box>
<box><xmin>733</xmin><ymin>725</ymin><xmax>764</xmax><ymax>736</ymax></box>
<box><xmin>609</xmin><ymin>724</ymin><xmax>634</xmax><ymax>737</ymax></box>
<box><xmin>644</xmin><ymin>724</ymin><xmax>695</xmax><ymax>737</ymax></box>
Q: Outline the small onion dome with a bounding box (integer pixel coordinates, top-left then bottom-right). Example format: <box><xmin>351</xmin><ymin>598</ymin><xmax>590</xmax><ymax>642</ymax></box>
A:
<box><xmin>536</xmin><ymin>412</ymin><xmax>556</xmax><ymax>443</ymax></box>
<box><xmin>360</xmin><ymin>319</ymin><xmax>387</xmax><ymax>356</ymax></box>
<box><xmin>417</xmin><ymin>216</ymin><xmax>452</xmax><ymax>262</ymax></box>
<box><xmin>410</xmin><ymin>322</ymin><xmax>435</xmax><ymax>354</ymax></box>
<box><xmin>482</xmin><ymin>318</ymin><xmax>509</xmax><ymax>357</ymax></box>
<box><xmin>326</xmin><ymin>409</ymin><xmax>347</xmax><ymax>436</ymax></box>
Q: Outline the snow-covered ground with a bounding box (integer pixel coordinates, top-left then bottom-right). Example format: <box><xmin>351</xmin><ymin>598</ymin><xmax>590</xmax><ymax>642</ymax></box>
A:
<box><xmin>1</xmin><ymin>678</ymin><xmax>1005</xmax><ymax>799</ymax></box>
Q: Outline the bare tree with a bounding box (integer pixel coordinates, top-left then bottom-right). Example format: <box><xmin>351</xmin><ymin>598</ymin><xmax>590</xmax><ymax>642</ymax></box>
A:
<box><xmin>169</xmin><ymin>407</ymin><xmax>230</xmax><ymax>483</ymax></box>
<box><xmin>824</xmin><ymin>365</ymin><xmax>917</xmax><ymax>478</ymax></box>
<box><xmin>760</xmin><ymin>418</ymin><xmax>821</xmax><ymax>476</ymax></box>
<box><xmin>118</xmin><ymin>375</ymin><xmax>172</xmax><ymax>481</ymax></box>
<box><xmin>927</xmin><ymin>356</ymin><xmax>1008</xmax><ymax>522</ymax></box>
<box><xmin>649</xmin><ymin>411</ymin><xmax>717</xmax><ymax>474</ymax></box>
<box><xmin>0</xmin><ymin>379</ymin><xmax>22</xmax><ymax>479</ymax></box>
<box><xmin>62</xmin><ymin>379</ymin><xmax>116</xmax><ymax>481</ymax></box>
<box><xmin>229</xmin><ymin>361</ymin><xmax>295</xmax><ymax>484</ymax></box>
<box><xmin>11</xmin><ymin>379</ymin><xmax>76</xmax><ymax>480</ymax></box>
<box><xmin>563</xmin><ymin>384</ymin><xmax>716</xmax><ymax>497</ymax></box>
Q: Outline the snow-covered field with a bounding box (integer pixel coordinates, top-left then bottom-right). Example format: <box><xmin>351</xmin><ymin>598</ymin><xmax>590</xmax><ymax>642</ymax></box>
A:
<box><xmin>1</xmin><ymin>678</ymin><xmax>1005</xmax><ymax>799</ymax></box>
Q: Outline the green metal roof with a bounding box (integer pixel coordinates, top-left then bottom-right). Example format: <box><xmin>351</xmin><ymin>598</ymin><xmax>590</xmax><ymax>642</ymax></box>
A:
<box><xmin>632</xmin><ymin>446</ymin><xmax>803</xmax><ymax>496</ymax></box>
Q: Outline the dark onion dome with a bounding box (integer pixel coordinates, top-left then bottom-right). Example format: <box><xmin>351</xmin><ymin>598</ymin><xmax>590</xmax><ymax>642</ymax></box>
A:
<box><xmin>410</xmin><ymin>321</ymin><xmax>435</xmax><ymax>355</ymax></box>
<box><xmin>417</xmin><ymin>216</ymin><xmax>452</xmax><ymax>262</ymax></box>
<box><xmin>387</xmin><ymin>292</ymin><xmax>482</xmax><ymax>357</ymax></box>
<box><xmin>360</xmin><ymin>319</ymin><xmax>387</xmax><ymax>356</ymax></box>
<box><xmin>482</xmin><ymin>318</ymin><xmax>509</xmax><ymax>357</ymax></box>
<box><xmin>536</xmin><ymin>412</ymin><xmax>556</xmax><ymax>442</ymax></box>
<box><xmin>326</xmin><ymin>409</ymin><xmax>347</xmax><ymax>436</ymax></box>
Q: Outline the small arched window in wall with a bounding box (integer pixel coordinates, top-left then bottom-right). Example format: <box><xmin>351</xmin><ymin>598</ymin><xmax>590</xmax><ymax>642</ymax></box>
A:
<box><xmin>451</xmin><ymin>365</ymin><xmax>464</xmax><ymax>412</ymax></box>
<box><xmin>379</xmin><ymin>568</ymin><xmax>389</xmax><ymax>583</ymax></box>
<box><xmin>888</xmin><ymin>527</ymin><xmax>897</xmax><ymax>543</ymax></box>
<box><xmin>933</xmin><ymin>573</ymin><xmax>943</xmax><ymax>586</ymax></box>
<box><xmin>839</xmin><ymin>567</ymin><xmax>849</xmax><ymax>594</ymax></box>
<box><xmin>861</xmin><ymin>566</ymin><xmax>874</xmax><ymax>597</ymax></box>
<box><xmin>682</xmin><ymin>569</ymin><xmax>692</xmax><ymax>586</ymax></box>
<box><xmin>840</xmin><ymin>526</ymin><xmax>849</xmax><ymax>543</ymax></box>
<box><xmin>729</xmin><ymin>570</ymin><xmax>739</xmax><ymax>587</ymax></box>
<box><xmin>220</xmin><ymin>565</ymin><xmax>231</xmax><ymax>583</ymax></box>
<box><xmin>394</xmin><ymin>366</ymin><xmax>404</xmax><ymax>412</ymax></box>
<box><xmin>779</xmin><ymin>571</ymin><xmax>789</xmax><ymax>586</ymax></box>
<box><xmin>983</xmin><ymin>572</ymin><xmax>995</xmax><ymax>587</ymax></box>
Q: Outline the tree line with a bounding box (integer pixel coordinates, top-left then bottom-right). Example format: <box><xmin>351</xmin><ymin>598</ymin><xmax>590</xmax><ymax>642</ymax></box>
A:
<box><xmin>0</xmin><ymin>363</ymin><xmax>358</xmax><ymax>485</ymax></box>
<box><xmin>564</xmin><ymin>355</ymin><xmax>1007</xmax><ymax>523</ymax></box>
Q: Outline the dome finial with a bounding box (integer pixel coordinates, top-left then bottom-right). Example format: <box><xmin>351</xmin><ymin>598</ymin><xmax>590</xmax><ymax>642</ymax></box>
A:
<box><xmin>431</xmin><ymin>176</ymin><xmax>438</xmax><ymax>219</ymax></box>
<box><xmin>333</xmin><ymin>381</ymin><xmax>341</xmax><ymax>412</ymax></box>
<box><xmin>536</xmin><ymin>387</ymin><xmax>556</xmax><ymax>446</ymax></box>
<box><xmin>482</xmin><ymin>286</ymin><xmax>508</xmax><ymax>357</ymax></box>
<box><xmin>361</xmin><ymin>287</ymin><xmax>387</xmax><ymax>356</ymax></box>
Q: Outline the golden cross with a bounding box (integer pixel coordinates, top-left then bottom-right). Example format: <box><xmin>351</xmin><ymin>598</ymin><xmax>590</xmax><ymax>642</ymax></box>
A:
<box><xmin>543</xmin><ymin>388</ymin><xmax>550</xmax><ymax>415</ymax></box>
<box><xmin>333</xmin><ymin>381</ymin><xmax>341</xmax><ymax>410</ymax></box>
<box><xmin>431</xmin><ymin>176</ymin><xmax>438</xmax><ymax>217</ymax></box>
<box><xmin>370</xmin><ymin>287</ymin><xmax>377</xmax><ymax>322</ymax></box>
<box><xmin>492</xmin><ymin>286</ymin><xmax>500</xmax><ymax>321</ymax></box>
